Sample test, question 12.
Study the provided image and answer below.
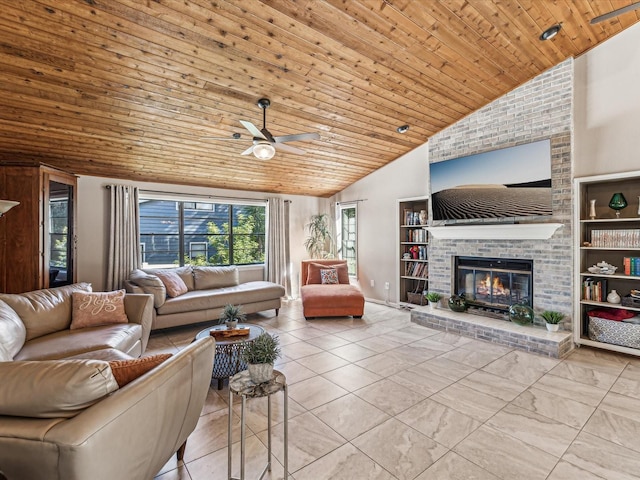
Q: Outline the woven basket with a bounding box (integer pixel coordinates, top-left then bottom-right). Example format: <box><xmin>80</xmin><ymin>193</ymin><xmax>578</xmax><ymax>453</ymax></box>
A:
<box><xmin>406</xmin><ymin>292</ymin><xmax>427</xmax><ymax>305</ymax></box>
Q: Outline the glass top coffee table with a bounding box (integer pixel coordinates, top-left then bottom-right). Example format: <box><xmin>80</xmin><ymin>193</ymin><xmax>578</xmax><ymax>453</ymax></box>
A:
<box><xmin>195</xmin><ymin>323</ymin><xmax>265</xmax><ymax>390</ymax></box>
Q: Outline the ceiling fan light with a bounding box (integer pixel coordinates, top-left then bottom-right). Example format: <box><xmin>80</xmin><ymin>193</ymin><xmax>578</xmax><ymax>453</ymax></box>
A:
<box><xmin>253</xmin><ymin>141</ymin><xmax>276</xmax><ymax>160</ymax></box>
<box><xmin>539</xmin><ymin>24</ymin><xmax>561</xmax><ymax>41</ymax></box>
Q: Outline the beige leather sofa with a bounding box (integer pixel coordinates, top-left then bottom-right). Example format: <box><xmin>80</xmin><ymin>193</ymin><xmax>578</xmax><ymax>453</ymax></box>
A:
<box><xmin>0</xmin><ymin>283</ymin><xmax>217</xmax><ymax>479</ymax></box>
<box><xmin>126</xmin><ymin>265</ymin><xmax>285</xmax><ymax>330</ymax></box>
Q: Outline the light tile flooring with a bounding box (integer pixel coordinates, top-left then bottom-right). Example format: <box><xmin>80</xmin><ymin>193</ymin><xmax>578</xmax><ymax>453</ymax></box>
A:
<box><xmin>151</xmin><ymin>300</ymin><xmax>640</xmax><ymax>480</ymax></box>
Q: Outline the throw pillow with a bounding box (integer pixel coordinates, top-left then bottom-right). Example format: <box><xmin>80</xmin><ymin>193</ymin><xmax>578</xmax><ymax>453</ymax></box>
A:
<box><xmin>154</xmin><ymin>271</ymin><xmax>189</xmax><ymax>298</ymax></box>
<box><xmin>306</xmin><ymin>262</ymin><xmax>350</xmax><ymax>285</ymax></box>
<box><xmin>320</xmin><ymin>268</ymin><xmax>339</xmax><ymax>284</ymax></box>
<box><xmin>129</xmin><ymin>269</ymin><xmax>166</xmax><ymax>308</ymax></box>
<box><xmin>109</xmin><ymin>353</ymin><xmax>172</xmax><ymax>387</ymax></box>
<box><xmin>0</xmin><ymin>359</ymin><xmax>119</xmax><ymax>418</ymax></box>
<box><xmin>70</xmin><ymin>290</ymin><xmax>129</xmax><ymax>330</ymax></box>
<box><xmin>0</xmin><ymin>299</ymin><xmax>26</xmax><ymax>359</ymax></box>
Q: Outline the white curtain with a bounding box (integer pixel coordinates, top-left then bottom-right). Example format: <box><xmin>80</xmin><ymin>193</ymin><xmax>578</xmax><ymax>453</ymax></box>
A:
<box><xmin>106</xmin><ymin>185</ymin><xmax>140</xmax><ymax>290</ymax></box>
<box><xmin>267</xmin><ymin>197</ymin><xmax>292</xmax><ymax>298</ymax></box>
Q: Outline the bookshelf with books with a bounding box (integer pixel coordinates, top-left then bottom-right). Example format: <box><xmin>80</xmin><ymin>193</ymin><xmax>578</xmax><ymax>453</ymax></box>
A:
<box><xmin>574</xmin><ymin>171</ymin><xmax>640</xmax><ymax>356</ymax></box>
<box><xmin>398</xmin><ymin>197</ymin><xmax>429</xmax><ymax>305</ymax></box>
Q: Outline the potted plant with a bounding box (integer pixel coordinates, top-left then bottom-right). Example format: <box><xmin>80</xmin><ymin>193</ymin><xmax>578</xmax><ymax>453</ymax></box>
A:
<box><xmin>425</xmin><ymin>292</ymin><xmax>442</xmax><ymax>309</ymax></box>
<box><xmin>241</xmin><ymin>332</ymin><xmax>281</xmax><ymax>383</ymax></box>
<box><xmin>541</xmin><ymin>310</ymin><xmax>565</xmax><ymax>332</ymax></box>
<box><xmin>304</xmin><ymin>213</ymin><xmax>334</xmax><ymax>258</ymax></box>
<box><xmin>219</xmin><ymin>304</ymin><xmax>246</xmax><ymax>330</ymax></box>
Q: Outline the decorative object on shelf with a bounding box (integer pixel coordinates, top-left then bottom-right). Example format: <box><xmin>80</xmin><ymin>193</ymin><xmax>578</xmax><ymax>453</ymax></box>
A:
<box><xmin>608</xmin><ymin>192</ymin><xmax>628</xmax><ymax>218</ymax></box>
<box><xmin>540</xmin><ymin>310</ymin><xmax>564</xmax><ymax>332</ymax></box>
<box><xmin>425</xmin><ymin>292</ymin><xmax>442</xmax><ymax>309</ymax></box>
<box><xmin>589</xmin><ymin>199</ymin><xmax>597</xmax><ymax>219</ymax></box>
<box><xmin>219</xmin><ymin>303</ymin><xmax>246</xmax><ymax>330</ymax></box>
<box><xmin>410</xmin><ymin>245</ymin><xmax>419</xmax><ymax>259</ymax></box>
<box><xmin>241</xmin><ymin>332</ymin><xmax>281</xmax><ymax>384</ymax></box>
<box><xmin>607</xmin><ymin>289</ymin><xmax>621</xmax><ymax>304</ymax></box>
<box><xmin>587</xmin><ymin>261</ymin><xmax>617</xmax><ymax>275</ymax></box>
<box><xmin>448</xmin><ymin>294</ymin><xmax>468</xmax><ymax>312</ymax></box>
<box><xmin>508</xmin><ymin>302</ymin><xmax>534</xmax><ymax>326</ymax></box>
<box><xmin>419</xmin><ymin>210</ymin><xmax>428</xmax><ymax>225</ymax></box>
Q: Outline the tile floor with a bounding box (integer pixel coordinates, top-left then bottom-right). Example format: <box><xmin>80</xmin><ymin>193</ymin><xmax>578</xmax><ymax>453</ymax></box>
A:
<box><xmin>151</xmin><ymin>300</ymin><xmax>640</xmax><ymax>480</ymax></box>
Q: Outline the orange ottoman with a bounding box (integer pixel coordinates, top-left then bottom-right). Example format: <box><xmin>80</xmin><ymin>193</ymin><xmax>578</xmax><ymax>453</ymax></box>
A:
<box><xmin>300</xmin><ymin>260</ymin><xmax>365</xmax><ymax>319</ymax></box>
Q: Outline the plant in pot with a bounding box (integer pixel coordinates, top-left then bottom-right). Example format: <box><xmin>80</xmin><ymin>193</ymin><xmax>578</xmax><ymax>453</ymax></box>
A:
<box><xmin>241</xmin><ymin>332</ymin><xmax>281</xmax><ymax>384</ymax></box>
<box><xmin>219</xmin><ymin>304</ymin><xmax>246</xmax><ymax>330</ymax></box>
<box><xmin>304</xmin><ymin>213</ymin><xmax>334</xmax><ymax>258</ymax></box>
<box><xmin>540</xmin><ymin>310</ymin><xmax>564</xmax><ymax>332</ymax></box>
<box><xmin>425</xmin><ymin>292</ymin><xmax>442</xmax><ymax>309</ymax></box>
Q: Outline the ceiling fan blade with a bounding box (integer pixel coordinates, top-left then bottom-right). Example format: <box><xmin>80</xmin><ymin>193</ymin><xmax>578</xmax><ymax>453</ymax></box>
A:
<box><xmin>199</xmin><ymin>136</ymin><xmax>243</xmax><ymax>141</ymax></box>
<box><xmin>591</xmin><ymin>1</ymin><xmax>640</xmax><ymax>23</ymax></box>
<box><xmin>274</xmin><ymin>143</ymin><xmax>306</xmax><ymax>155</ymax></box>
<box><xmin>240</xmin><ymin>120</ymin><xmax>267</xmax><ymax>140</ymax></box>
<box><xmin>274</xmin><ymin>132</ymin><xmax>320</xmax><ymax>143</ymax></box>
<box><xmin>241</xmin><ymin>145</ymin><xmax>255</xmax><ymax>155</ymax></box>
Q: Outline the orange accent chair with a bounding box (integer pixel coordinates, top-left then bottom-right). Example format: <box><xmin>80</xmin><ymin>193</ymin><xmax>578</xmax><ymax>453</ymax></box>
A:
<box><xmin>300</xmin><ymin>260</ymin><xmax>365</xmax><ymax>319</ymax></box>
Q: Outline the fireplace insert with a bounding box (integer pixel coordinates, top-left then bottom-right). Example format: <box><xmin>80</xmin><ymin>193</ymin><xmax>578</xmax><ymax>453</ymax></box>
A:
<box><xmin>453</xmin><ymin>256</ymin><xmax>533</xmax><ymax>313</ymax></box>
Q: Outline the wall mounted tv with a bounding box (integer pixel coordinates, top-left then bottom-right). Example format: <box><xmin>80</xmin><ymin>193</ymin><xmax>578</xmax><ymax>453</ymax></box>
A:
<box><xmin>430</xmin><ymin>139</ymin><xmax>552</xmax><ymax>223</ymax></box>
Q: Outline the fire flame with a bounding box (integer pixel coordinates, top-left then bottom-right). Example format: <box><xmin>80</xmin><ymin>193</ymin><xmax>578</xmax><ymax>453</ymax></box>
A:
<box><xmin>477</xmin><ymin>274</ymin><xmax>509</xmax><ymax>297</ymax></box>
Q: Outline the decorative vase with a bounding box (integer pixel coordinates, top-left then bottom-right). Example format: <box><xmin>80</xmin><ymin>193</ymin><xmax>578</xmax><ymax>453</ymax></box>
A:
<box><xmin>546</xmin><ymin>323</ymin><xmax>561</xmax><ymax>332</ymax></box>
<box><xmin>508</xmin><ymin>303</ymin><xmax>534</xmax><ymax>326</ymax></box>
<box><xmin>225</xmin><ymin>320</ymin><xmax>238</xmax><ymax>330</ymax></box>
<box><xmin>588</xmin><ymin>199</ymin><xmax>597</xmax><ymax>219</ymax></box>
<box><xmin>247</xmin><ymin>363</ymin><xmax>273</xmax><ymax>384</ymax></box>
<box><xmin>607</xmin><ymin>289</ymin><xmax>621</xmax><ymax>304</ymax></box>
<box><xmin>448</xmin><ymin>295</ymin><xmax>467</xmax><ymax>312</ymax></box>
<box><xmin>609</xmin><ymin>192</ymin><xmax>628</xmax><ymax>218</ymax></box>
<box><xmin>419</xmin><ymin>210</ymin><xmax>428</xmax><ymax>225</ymax></box>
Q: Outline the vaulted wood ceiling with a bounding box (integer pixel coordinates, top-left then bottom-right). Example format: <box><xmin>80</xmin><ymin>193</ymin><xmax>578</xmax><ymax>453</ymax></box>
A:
<box><xmin>0</xmin><ymin>1</ymin><xmax>638</xmax><ymax>197</ymax></box>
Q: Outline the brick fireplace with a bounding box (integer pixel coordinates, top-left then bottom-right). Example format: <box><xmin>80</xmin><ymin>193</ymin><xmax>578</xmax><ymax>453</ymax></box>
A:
<box><xmin>410</xmin><ymin>59</ymin><xmax>575</xmax><ymax>358</ymax></box>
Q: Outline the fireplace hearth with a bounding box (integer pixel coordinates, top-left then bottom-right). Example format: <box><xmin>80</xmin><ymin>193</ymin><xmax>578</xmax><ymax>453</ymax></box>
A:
<box><xmin>454</xmin><ymin>256</ymin><xmax>533</xmax><ymax>315</ymax></box>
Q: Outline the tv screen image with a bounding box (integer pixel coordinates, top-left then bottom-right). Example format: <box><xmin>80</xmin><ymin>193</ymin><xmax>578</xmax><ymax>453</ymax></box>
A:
<box><xmin>430</xmin><ymin>139</ymin><xmax>552</xmax><ymax>222</ymax></box>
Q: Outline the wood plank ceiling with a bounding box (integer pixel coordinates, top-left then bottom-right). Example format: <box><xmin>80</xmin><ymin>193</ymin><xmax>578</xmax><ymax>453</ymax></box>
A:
<box><xmin>0</xmin><ymin>1</ymin><xmax>638</xmax><ymax>197</ymax></box>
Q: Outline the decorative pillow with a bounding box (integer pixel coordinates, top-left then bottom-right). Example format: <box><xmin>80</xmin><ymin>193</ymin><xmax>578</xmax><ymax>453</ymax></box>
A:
<box><xmin>0</xmin><ymin>359</ymin><xmax>118</xmax><ymax>418</ymax></box>
<box><xmin>70</xmin><ymin>290</ymin><xmax>129</xmax><ymax>330</ymax></box>
<box><xmin>0</xmin><ymin>282</ymin><xmax>92</xmax><ymax>341</ymax></box>
<box><xmin>154</xmin><ymin>271</ymin><xmax>189</xmax><ymax>298</ymax></box>
<box><xmin>320</xmin><ymin>268</ymin><xmax>339</xmax><ymax>284</ymax></box>
<box><xmin>109</xmin><ymin>353</ymin><xmax>172</xmax><ymax>387</ymax></box>
<box><xmin>0</xmin><ymin>342</ymin><xmax>12</xmax><ymax>362</ymax></box>
<box><xmin>306</xmin><ymin>262</ymin><xmax>350</xmax><ymax>285</ymax></box>
<box><xmin>129</xmin><ymin>269</ymin><xmax>166</xmax><ymax>308</ymax></box>
<box><xmin>193</xmin><ymin>266</ymin><xmax>240</xmax><ymax>290</ymax></box>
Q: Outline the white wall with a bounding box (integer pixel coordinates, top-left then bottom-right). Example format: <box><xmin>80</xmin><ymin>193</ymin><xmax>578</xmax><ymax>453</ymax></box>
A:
<box><xmin>331</xmin><ymin>142</ymin><xmax>429</xmax><ymax>303</ymax></box>
<box><xmin>574</xmin><ymin>23</ymin><xmax>640</xmax><ymax>176</ymax></box>
<box><xmin>76</xmin><ymin>175</ymin><xmax>327</xmax><ymax>293</ymax></box>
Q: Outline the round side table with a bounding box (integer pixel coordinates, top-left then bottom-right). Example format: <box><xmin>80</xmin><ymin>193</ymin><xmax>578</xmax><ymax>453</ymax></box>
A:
<box><xmin>195</xmin><ymin>324</ymin><xmax>265</xmax><ymax>389</ymax></box>
<box><xmin>228</xmin><ymin>369</ymin><xmax>288</xmax><ymax>480</ymax></box>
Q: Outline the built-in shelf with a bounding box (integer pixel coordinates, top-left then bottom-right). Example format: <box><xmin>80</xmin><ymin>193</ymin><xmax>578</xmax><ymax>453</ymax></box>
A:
<box><xmin>425</xmin><ymin>223</ymin><xmax>563</xmax><ymax>240</ymax></box>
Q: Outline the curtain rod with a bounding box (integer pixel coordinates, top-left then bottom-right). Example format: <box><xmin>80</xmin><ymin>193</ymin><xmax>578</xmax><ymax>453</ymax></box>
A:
<box><xmin>335</xmin><ymin>198</ymin><xmax>367</xmax><ymax>205</ymax></box>
<box><xmin>105</xmin><ymin>185</ymin><xmax>274</xmax><ymax>204</ymax></box>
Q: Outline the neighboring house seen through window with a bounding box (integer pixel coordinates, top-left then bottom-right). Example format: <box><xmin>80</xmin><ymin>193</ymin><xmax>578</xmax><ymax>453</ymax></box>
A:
<box><xmin>139</xmin><ymin>197</ymin><xmax>266</xmax><ymax>267</ymax></box>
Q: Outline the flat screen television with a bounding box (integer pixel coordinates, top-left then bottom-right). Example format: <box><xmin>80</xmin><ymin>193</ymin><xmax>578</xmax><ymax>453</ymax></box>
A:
<box><xmin>430</xmin><ymin>139</ymin><xmax>552</xmax><ymax>223</ymax></box>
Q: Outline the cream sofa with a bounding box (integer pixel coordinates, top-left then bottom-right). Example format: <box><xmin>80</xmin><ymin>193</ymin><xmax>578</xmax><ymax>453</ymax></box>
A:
<box><xmin>125</xmin><ymin>265</ymin><xmax>285</xmax><ymax>330</ymax></box>
<box><xmin>0</xmin><ymin>283</ymin><xmax>217</xmax><ymax>480</ymax></box>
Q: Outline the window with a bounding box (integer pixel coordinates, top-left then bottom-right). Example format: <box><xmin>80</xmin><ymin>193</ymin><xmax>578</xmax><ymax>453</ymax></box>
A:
<box><xmin>139</xmin><ymin>197</ymin><xmax>266</xmax><ymax>267</ymax></box>
<box><xmin>337</xmin><ymin>204</ymin><xmax>357</xmax><ymax>276</ymax></box>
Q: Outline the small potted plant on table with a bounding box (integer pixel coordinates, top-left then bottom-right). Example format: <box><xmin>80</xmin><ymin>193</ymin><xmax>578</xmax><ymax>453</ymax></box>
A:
<box><xmin>241</xmin><ymin>332</ymin><xmax>281</xmax><ymax>384</ymax></box>
<box><xmin>425</xmin><ymin>292</ymin><xmax>442</xmax><ymax>309</ymax></box>
<box><xmin>541</xmin><ymin>310</ymin><xmax>565</xmax><ymax>332</ymax></box>
<box><xmin>219</xmin><ymin>304</ymin><xmax>246</xmax><ymax>330</ymax></box>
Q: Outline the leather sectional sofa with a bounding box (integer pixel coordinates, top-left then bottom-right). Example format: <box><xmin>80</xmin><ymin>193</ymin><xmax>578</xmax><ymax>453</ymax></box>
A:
<box><xmin>125</xmin><ymin>265</ymin><xmax>285</xmax><ymax>330</ymax></box>
<box><xmin>0</xmin><ymin>283</ymin><xmax>216</xmax><ymax>480</ymax></box>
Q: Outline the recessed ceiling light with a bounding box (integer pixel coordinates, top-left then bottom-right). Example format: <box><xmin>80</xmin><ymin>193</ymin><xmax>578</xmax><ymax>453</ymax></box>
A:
<box><xmin>539</xmin><ymin>24</ymin><xmax>562</xmax><ymax>41</ymax></box>
<box><xmin>397</xmin><ymin>125</ymin><xmax>409</xmax><ymax>134</ymax></box>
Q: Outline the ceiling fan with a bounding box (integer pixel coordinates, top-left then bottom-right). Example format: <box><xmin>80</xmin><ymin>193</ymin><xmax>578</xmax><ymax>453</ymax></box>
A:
<box><xmin>237</xmin><ymin>98</ymin><xmax>320</xmax><ymax>160</ymax></box>
<box><xmin>591</xmin><ymin>1</ymin><xmax>640</xmax><ymax>24</ymax></box>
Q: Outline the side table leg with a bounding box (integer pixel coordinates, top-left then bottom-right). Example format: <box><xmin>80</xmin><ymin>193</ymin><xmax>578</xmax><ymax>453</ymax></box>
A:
<box><xmin>267</xmin><ymin>394</ymin><xmax>272</xmax><ymax>472</ymax></box>
<box><xmin>284</xmin><ymin>385</ymin><xmax>288</xmax><ymax>480</ymax></box>
<box><xmin>240</xmin><ymin>395</ymin><xmax>246</xmax><ymax>480</ymax></box>
<box><xmin>228</xmin><ymin>388</ymin><xmax>233</xmax><ymax>480</ymax></box>
<box><xmin>218</xmin><ymin>377</ymin><xmax>224</xmax><ymax>390</ymax></box>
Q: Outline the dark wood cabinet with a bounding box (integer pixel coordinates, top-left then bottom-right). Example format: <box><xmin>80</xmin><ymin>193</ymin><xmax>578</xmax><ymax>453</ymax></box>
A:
<box><xmin>0</xmin><ymin>163</ymin><xmax>77</xmax><ymax>293</ymax></box>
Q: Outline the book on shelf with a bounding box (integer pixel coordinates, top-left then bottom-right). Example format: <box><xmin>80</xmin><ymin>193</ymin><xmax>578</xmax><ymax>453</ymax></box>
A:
<box><xmin>404</xmin><ymin>261</ymin><xmax>428</xmax><ymax>278</ymax></box>
<box><xmin>623</xmin><ymin>257</ymin><xmax>640</xmax><ymax>276</ymax></box>
<box><xmin>582</xmin><ymin>277</ymin><xmax>607</xmax><ymax>302</ymax></box>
